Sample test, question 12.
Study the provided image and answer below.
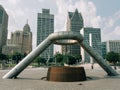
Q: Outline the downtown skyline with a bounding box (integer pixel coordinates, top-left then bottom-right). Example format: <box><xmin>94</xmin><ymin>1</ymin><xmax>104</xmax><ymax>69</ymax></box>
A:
<box><xmin>0</xmin><ymin>0</ymin><xmax>120</xmax><ymax>51</ymax></box>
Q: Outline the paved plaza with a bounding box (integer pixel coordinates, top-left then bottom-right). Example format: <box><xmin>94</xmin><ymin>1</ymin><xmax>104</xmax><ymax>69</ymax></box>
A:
<box><xmin>0</xmin><ymin>64</ymin><xmax>120</xmax><ymax>90</ymax></box>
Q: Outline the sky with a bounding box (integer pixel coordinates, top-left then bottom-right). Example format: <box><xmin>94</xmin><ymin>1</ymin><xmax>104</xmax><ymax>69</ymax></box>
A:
<box><xmin>0</xmin><ymin>0</ymin><xmax>120</xmax><ymax>52</ymax></box>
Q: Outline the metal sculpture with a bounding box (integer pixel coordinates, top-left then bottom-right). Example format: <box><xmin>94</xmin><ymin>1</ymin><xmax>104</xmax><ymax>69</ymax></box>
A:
<box><xmin>3</xmin><ymin>31</ymin><xmax>118</xmax><ymax>79</ymax></box>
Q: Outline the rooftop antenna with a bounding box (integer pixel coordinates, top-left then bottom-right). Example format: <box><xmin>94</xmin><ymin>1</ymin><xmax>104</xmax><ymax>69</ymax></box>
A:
<box><xmin>26</xmin><ymin>19</ymin><xmax>28</xmax><ymax>24</ymax></box>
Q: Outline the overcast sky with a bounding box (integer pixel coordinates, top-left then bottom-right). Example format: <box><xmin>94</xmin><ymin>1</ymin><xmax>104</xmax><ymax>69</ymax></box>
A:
<box><xmin>0</xmin><ymin>0</ymin><xmax>120</xmax><ymax>51</ymax></box>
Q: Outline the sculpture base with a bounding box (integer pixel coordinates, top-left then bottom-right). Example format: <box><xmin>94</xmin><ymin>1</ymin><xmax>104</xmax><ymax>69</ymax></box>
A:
<box><xmin>47</xmin><ymin>66</ymin><xmax>86</xmax><ymax>82</ymax></box>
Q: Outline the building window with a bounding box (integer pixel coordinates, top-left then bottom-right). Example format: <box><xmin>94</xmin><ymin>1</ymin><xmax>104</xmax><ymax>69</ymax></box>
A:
<box><xmin>0</xmin><ymin>9</ymin><xmax>3</xmax><ymax>24</ymax></box>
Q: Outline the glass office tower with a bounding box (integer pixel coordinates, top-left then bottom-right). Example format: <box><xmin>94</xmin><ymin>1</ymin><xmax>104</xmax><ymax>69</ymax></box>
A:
<box><xmin>37</xmin><ymin>9</ymin><xmax>54</xmax><ymax>59</ymax></box>
<box><xmin>62</xmin><ymin>9</ymin><xmax>83</xmax><ymax>55</ymax></box>
<box><xmin>81</xmin><ymin>27</ymin><xmax>102</xmax><ymax>63</ymax></box>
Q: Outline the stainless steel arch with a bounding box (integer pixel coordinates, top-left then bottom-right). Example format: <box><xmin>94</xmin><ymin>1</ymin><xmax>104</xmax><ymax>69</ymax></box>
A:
<box><xmin>3</xmin><ymin>31</ymin><xmax>118</xmax><ymax>79</ymax></box>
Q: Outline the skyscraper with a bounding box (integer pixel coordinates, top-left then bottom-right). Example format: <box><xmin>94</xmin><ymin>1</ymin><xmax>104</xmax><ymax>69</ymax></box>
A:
<box><xmin>62</xmin><ymin>9</ymin><xmax>83</xmax><ymax>55</ymax></box>
<box><xmin>102</xmin><ymin>42</ymin><xmax>107</xmax><ymax>59</ymax></box>
<box><xmin>0</xmin><ymin>5</ymin><xmax>8</xmax><ymax>52</ymax></box>
<box><xmin>11</xmin><ymin>31</ymin><xmax>23</xmax><ymax>45</ymax></box>
<box><xmin>22</xmin><ymin>22</ymin><xmax>32</xmax><ymax>54</ymax></box>
<box><xmin>3</xmin><ymin>31</ymin><xmax>23</xmax><ymax>55</ymax></box>
<box><xmin>37</xmin><ymin>9</ymin><xmax>54</xmax><ymax>59</ymax></box>
<box><xmin>81</xmin><ymin>27</ymin><xmax>102</xmax><ymax>63</ymax></box>
<box><xmin>2</xmin><ymin>22</ymin><xmax>32</xmax><ymax>55</ymax></box>
<box><xmin>102</xmin><ymin>40</ymin><xmax>120</xmax><ymax>54</ymax></box>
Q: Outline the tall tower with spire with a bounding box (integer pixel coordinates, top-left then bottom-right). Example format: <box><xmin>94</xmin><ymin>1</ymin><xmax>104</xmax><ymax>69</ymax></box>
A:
<box><xmin>2</xmin><ymin>21</ymin><xmax>32</xmax><ymax>55</ymax></box>
<box><xmin>67</xmin><ymin>9</ymin><xmax>83</xmax><ymax>32</ymax></box>
<box><xmin>22</xmin><ymin>21</ymin><xmax>32</xmax><ymax>54</ymax></box>
<box><xmin>62</xmin><ymin>9</ymin><xmax>84</xmax><ymax>55</ymax></box>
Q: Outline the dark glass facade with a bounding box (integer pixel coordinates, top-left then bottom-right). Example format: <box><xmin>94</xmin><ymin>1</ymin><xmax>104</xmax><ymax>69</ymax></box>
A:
<box><xmin>0</xmin><ymin>5</ymin><xmax>8</xmax><ymax>53</ymax></box>
<box><xmin>37</xmin><ymin>9</ymin><xmax>54</xmax><ymax>59</ymax></box>
<box><xmin>0</xmin><ymin>9</ymin><xmax>3</xmax><ymax>24</ymax></box>
<box><xmin>62</xmin><ymin>9</ymin><xmax>83</xmax><ymax>55</ymax></box>
<box><xmin>81</xmin><ymin>27</ymin><xmax>102</xmax><ymax>62</ymax></box>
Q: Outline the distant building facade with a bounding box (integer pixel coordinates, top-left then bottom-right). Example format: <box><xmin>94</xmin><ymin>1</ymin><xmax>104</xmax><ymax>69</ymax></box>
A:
<box><xmin>11</xmin><ymin>31</ymin><xmax>23</xmax><ymax>45</ymax></box>
<box><xmin>2</xmin><ymin>44</ymin><xmax>22</xmax><ymax>55</ymax></box>
<box><xmin>80</xmin><ymin>27</ymin><xmax>102</xmax><ymax>63</ymax></box>
<box><xmin>22</xmin><ymin>23</ymin><xmax>32</xmax><ymax>54</ymax></box>
<box><xmin>102</xmin><ymin>42</ymin><xmax>107</xmax><ymax>59</ymax></box>
<box><xmin>62</xmin><ymin>9</ymin><xmax>84</xmax><ymax>55</ymax></box>
<box><xmin>102</xmin><ymin>40</ymin><xmax>120</xmax><ymax>56</ymax></box>
<box><xmin>37</xmin><ymin>9</ymin><xmax>54</xmax><ymax>59</ymax></box>
<box><xmin>7</xmin><ymin>39</ymin><xmax>12</xmax><ymax>45</ymax></box>
<box><xmin>2</xmin><ymin>22</ymin><xmax>32</xmax><ymax>55</ymax></box>
<box><xmin>0</xmin><ymin>5</ymin><xmax>8</xmax><ymax>53</ymax></box>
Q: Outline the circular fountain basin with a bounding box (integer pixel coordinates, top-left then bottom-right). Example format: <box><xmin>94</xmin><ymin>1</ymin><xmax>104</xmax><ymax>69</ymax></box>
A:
<box><xmin>47</xmin><ymin>66</ymin><xmax>86</xmax><ymax>82</ymax></box>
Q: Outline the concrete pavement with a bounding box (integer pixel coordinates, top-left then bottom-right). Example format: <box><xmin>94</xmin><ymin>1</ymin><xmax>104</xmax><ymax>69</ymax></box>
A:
<box><xmin>0</xmin><ymin>64</ymin><xmax>120</xmax><ymax>90</ymax></box>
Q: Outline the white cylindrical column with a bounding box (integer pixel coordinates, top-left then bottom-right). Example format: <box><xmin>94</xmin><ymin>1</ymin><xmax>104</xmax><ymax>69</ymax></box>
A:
<box><xmin>89</xmin><ymin>33</ymin><xmax>94</xmax><ymax>64</ymax></box>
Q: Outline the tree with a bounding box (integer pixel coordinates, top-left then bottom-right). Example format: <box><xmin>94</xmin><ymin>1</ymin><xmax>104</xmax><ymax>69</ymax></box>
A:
<box><xmin>67</xmin><ymin>55</ymin><xmax>77</xmax><ymax>65</ymax></box>
<box><xmin>62</xmin><ymin>55</ymin><xmax>77</xmax><ymax>65</ymax></box>
<box><xmin>106</xmin><ymin>51</ymin><xmax>119</xmax><ymax>63</ymax></box>
<box><xmin>53</xmin><ymin>53</ymin><xmax>82</xmax><ymax>65</ymax></box>
<box><xmin>34</xmin><ymin>56</ymin><xmax>46</xmax><ymax>66</ymax></box>
<box><xmin>12</xmin><ymin>52</ymin><xmax>23</xmax><ymax>64</ymax></box>
<box><xmin>119</xmin><ymin>53</ymin><xmax>120</xmax><ymax>62</ymax></box>
<box><xmin>54</xmin><ymin>53</ymin><xmax>63</xmax><ymax>63</ymax></box>
<box><xmin>0</xmin><ymin>53</ymin><xmax>9</xmax><ymax>63</ymax></box>
<box><xmin>74</xmin><ymin>54</ymin><xmax>82</xmax><ymax>63</ymax></box>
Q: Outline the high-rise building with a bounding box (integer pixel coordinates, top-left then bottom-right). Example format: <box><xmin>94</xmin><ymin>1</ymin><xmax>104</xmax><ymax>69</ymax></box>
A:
<box><xmin>102</xmin><ymin>42</ymin><xmax>107</xmax><ymax>59</ymax></box>
<box><xmin>2</xmin><ymin>45</ymin><xmax>22</xmax><ymax>55</ymax></box>
<box><xmin>2</xmin><ymin>31</ymin><xmax>23</xmax><ymax>55</ymax></box>
<box><xmin>11</xmin><ymin>31</ymin><xmax>23</xmax><ymax>45</ymax></box>
<box><xmin>22</xmin><ymin>22</ymin><xmax>32</xmax><ymax>54</ymax></box>
<box><xmin>102</xmin><ymin>40</ymin><xmax>120</xmax><ymax>54</ymax></box>
<box><xmin>62</xmin><ymin>9</ymin><xmax>84</xmax><ymax>55</ymax></box>
<box><xmin>2</xmin><ymin>22</ymin><xmax>32</xmax><ymax>55</ymax></box>
<box><xmin>0</xmin><ymin>5</ymin><xmax>8</xmax><ymax>52</ymax></box>
<box><xmin>80</xmin><ymin>27</ymin><xmax>102</xmax><ymax>63</ymax></box>
<box><xmin>37</xmin><ymin>9</ymin><xmax>54</xmax><ymax>59</ymax></box>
